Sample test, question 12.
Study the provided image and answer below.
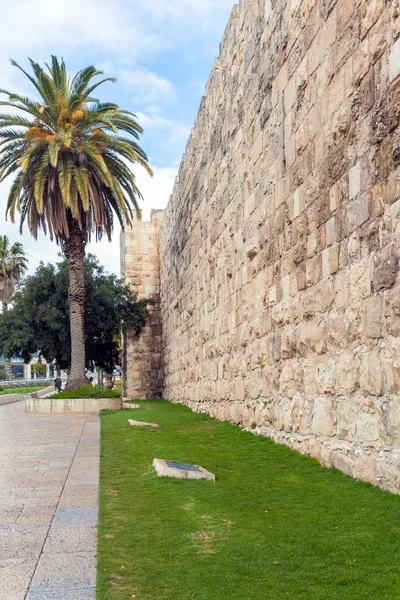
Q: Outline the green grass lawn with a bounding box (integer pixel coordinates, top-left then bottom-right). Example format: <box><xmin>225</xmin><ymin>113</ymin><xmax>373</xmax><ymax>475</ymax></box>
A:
<box><xmin>0</xmin><ymin>385</ymin><xmax>47</xmax><ymax>396</ymax></box>
<box><xmin>98</xmin><ymin>401</ymin><xmax>400</xmax><ymax>600</ymax></box>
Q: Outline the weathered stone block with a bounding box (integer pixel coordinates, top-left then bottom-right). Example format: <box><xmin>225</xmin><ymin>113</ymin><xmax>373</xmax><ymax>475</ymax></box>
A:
<box><xmin>389</xmin><ymin>37</ymin><xmax>400</xmax><ymax>82</ymax></box>
<box><xmin>383</xmin><ymin>338</ymin><xmax>400</xmax><ymax>394</ymax></box>
<box><xmin>312</xmin><ymin>397</ymin><xmax>336</xmax><ymax>436</ymax></box>
<box><xmin>364</xmin><ymin>296</ymin><xmax>383</xmax><ymax>338</ymax></box>
<box><xmin>372</xmin><ymin>245</ymin><xmax>398</xmax><ymax>291</ymax></box>
<box><xmin>383</xmin><ymin>399</ymin><xmax>400</xmax><ymax>444</ymax></box>
<box><xmin>360</xmin><ymin>351</ymin><xmax>384</xmax><ymax>396</ymax></box>
<box><xmin>333</xmin><ymin>351</ymin><xmax>358</xmax><ymax>395</ymax></box>
<box><xmin>349</xmin><ymin>163</ymin><xmax>361</xmax><ymax>200</ymax></box>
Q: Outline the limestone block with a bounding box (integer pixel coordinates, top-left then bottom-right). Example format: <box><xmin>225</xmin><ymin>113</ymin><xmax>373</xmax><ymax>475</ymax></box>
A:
<box><xmin>307</xmin><ymin>320</ymin><xmax>328</xmax><ymax>354</ymax></box>
<box><xmin>383</xmin><ymin>338</ymin><xmax>400</xmax><ymax>394</ymax></box>
<box><xmin>382</xmin><ymin>399</ymin><xmax>400</xmax><ymax>444</ymax></box>
<box><xmin>312</xmin><ymin>397</ymin><xmax>336</xmax><ymax>437</ymax></box>
<box><xmin>333</xmin><ymin>271</ymin><xmax>349</xmax><ymax>308</ymax></box>
<box><xmin>337</xmin><ymin>398</ymin><xmax>358</xmax><ymax>440</ymax></box>
<box><xmin>360</xmin><ymin>0</ymin><xmax>385</xmax><ymax>40</ymax></box>
<box><xmin>326</xmin><ymin>311</ymin><xmax>345</xmax><ymax>348</ymax></box>
<box><xmin>349</xmin><ymin>260</ymin><xmax>371</xmax><ymax>299</ymax></box>
<box><xmin>331</xmin><ymin>451</ymin><xmax>356</xmax><ymax>478</ymax></box>
<box><xmin>364</xmin><ymin>296</ymin><xmax>383</xmax><ymax>339</ymax></box>
<box><xmin>320</xmin><ymin>0</ymin><xmax>337</xmax><ymax>21</ymax></box>
<box><xmin>264</xmin><ymin>0</ymin><xmax>272</xmax><ymax>23</ymax></box>
<box><xmin>326</xmin><ymin>216</ymin><xmax>336</xmax><ymax>246</ymax></box>
<box><xmin>360</xmin><ymin>350</ymin><xmax>384</xmax><ymax>396</ymax></box>
<box><xmin>279</xmin><ymin>361</ymin><xmax>303</xmax><ymax>398</ymax></box>
<box><xmin>349</xmin><ymin>163</ymin><xmax>361</xmax><ymax>200</ymax></box>
<box><xmin>315</xmin><ymin>358</ymin><xmax>334</xmax><ymax>394</ymax></box>
<box><xmin>376</xmin><ymin>453</ymin><xmax>400</xmax><ymax>493</ymax></box>
<box><xmin>296</xmin><ymin>322</ymin><xmax>308</xmax><ymax>357</ymax></box>
<box><xmin>372</xmin><ymin>245</ymin><xmax>399</xmax><ymax>291</ymax></box>
<box><xmin>316</xmin><ymin>277</ymin><xmax>334</xmax><ymax>312</ymax></box>
<box><xmin>281</xmin><ymin>326</ymin><xmax>297</xmax><ymax>359</ymax></box>
<box><xmin>389</xmin><ymin>37</ymin><xmax>400</xmax><ymax>82</ymax></box>
<box><xmin>333</xmin><ymin>350</ymin><xmax>358</xmax><ymax>395</ymax></box>
<box><xmin>303</xmin><ymin>359</ymin><xmax>318</xmax><ymax>395</ymax></box>
<box><xmin>370</xmin><ymin>12</ymin><xmax>391</xmax><ymax>65</ymax></box>
<box><xmin>353</xmin><ymin>454</ymin><xmax>378</xmax><ymax>486</ymax></box>
<box><xmin>357</xmin><ymin>400</ymin><xmax>382</xmax><ymax>442</ymax></box>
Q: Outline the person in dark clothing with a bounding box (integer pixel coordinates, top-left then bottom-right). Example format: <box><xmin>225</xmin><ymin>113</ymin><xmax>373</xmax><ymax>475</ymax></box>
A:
<box><xmin>54</xmin><ymin>377</ymin><xmax>62</xmax><ymax>392</ymax></box>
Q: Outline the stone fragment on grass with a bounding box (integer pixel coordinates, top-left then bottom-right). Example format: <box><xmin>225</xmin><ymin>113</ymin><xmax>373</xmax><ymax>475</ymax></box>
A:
<box><xmin>122</xmin><ymin>402</ymin><xmax>140</xmax><ymax>409</ymax></box>
<box><xmin>129</xmin><ymin>419</ymin><xmax>159</xmax><ymax>428</ymax></box>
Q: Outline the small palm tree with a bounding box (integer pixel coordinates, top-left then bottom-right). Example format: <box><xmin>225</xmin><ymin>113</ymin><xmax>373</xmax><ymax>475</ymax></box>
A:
<box><xmin>0</xmin><ymin>57</ymin><xmax>152</xmax><ymax>388</ymax></box>
<box><xmin>0</xmin><ymin>235</ymin><xmax>27</xmax><ymax>378</ymax></box>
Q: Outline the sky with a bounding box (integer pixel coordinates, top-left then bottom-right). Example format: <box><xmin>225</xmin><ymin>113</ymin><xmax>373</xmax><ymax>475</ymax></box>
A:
<box><xmin>0</xmin><ymin>0</ymin><xmax>236</xmax><ymax>276</ymax></box>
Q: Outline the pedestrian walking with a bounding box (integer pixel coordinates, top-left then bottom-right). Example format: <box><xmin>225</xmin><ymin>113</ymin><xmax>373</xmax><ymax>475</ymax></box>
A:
<box><xmin>54</xmin><ymin>377</ymin><xmax>62</xmax><ymax>392</ymax></box>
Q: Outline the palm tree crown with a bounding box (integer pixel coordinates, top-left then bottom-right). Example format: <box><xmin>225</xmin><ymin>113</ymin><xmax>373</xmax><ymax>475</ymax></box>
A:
<box><xmin>0</xmin><ymin>56</ymin><xmax>152</xmax><ymax>243</ymax></box>
<box><xmin>0</xmin><ymin>235</ymin><xmax>27</xmax><ymax>308</ymax></box>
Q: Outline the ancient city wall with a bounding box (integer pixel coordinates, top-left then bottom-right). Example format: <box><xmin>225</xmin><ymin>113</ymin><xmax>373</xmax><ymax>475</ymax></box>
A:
<box><xmin>157</xmin><ymin>0</ymin><xmax>400</xmax><ymax>493</ymax></box>
<box><xmin>121</xmin><ymin>211</ymin><xmax>164</xmax><ymax>400</ymax></box>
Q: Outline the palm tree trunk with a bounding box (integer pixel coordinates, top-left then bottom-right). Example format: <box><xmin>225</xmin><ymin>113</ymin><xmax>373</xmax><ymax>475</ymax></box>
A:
<box><xmin>63</xmin><ymin>221</ymin><xmax>87</xmax><ymax>390</ymax></box>
<box><xmin>104</xmin><ymin>371</ymin><xmax>114</xmax><ymax>389</ymax></box>
<box><xmin>2</xmin><ymin>302</ymin><xmax>14</xmax><ymax>380</ymax></box>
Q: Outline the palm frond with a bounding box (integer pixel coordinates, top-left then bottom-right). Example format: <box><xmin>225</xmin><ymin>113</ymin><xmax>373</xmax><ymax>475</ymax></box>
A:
<box><xmin>1</xmin><ymin>56</ymin><xmax>152</xmax><ymax>244</ymax></box>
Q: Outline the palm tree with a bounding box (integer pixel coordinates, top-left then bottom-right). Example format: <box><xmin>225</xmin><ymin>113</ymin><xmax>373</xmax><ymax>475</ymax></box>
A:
<box><xmin>0</xmin><ymin>235</ymin><xmax>27</xmax><ymax>378</ymax></box>
<box><xmin>0</xmin><ymin>57</ymin><xmax>152</xmax><ymax>389</ymax></box>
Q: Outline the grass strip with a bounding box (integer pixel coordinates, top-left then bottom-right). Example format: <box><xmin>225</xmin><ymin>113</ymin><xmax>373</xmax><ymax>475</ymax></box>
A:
<box><xmin>0</xmin><ymin>385</ymin><xmax>46</xmax><ymax>396</ymax></box>
<box><xmin>98</xmin><ymin>401</ymin><xmax>400</xmax><ymax>600</ymax></box>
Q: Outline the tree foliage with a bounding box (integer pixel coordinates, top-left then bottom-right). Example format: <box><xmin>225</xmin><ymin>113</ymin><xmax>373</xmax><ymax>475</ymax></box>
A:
<box><xmin>32</xmin><ymin>362</ymin><xmax>47</xmax><ymax>376</ymax></box>
<box><xmin>0</xmin><ymin>235</ymin><xmax>28</xmax><ymax>308</ymax></box>
<box><xmin>0</xmin><ymin>255</ymin><xmax>151</xmax><ymax>373</ymax></box>
<box><xmin>0</xmin><ymin>56</ymin><xmax>152</xmax><ymax>243</ymax></box>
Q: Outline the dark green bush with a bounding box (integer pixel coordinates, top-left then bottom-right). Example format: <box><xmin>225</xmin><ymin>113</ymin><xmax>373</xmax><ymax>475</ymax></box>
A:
<box><xmin>49</xmin><ymin>384</ymin><xmax>121</xmax><ymax>399</ymax></box>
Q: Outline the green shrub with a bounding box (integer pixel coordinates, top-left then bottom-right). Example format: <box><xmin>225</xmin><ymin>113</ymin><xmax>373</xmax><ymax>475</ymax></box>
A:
<box><xmin>0</xmin><ymin>369</ymin><xmax>6</xmax><ymax>380</ymax></box>
<box><xmin>49</xmin><ymin>384</ymin><xmax>121</xmax><ymax>399</ymax></box>
<box><xmin>32</xmin><ymin>363</ymin><xmax>47</xmax><ymax>376</ymax></box>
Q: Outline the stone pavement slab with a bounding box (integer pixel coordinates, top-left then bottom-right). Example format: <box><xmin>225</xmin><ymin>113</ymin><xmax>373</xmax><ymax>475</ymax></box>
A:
<box><xmin>0</xmin><ymin>401</ymin><xmax>100</xmax><ymax>600</ymax></box>
<box><xmin>26</xmin><ymin>589</ymin><xmax>96</xmax><ymax>599</ymax></box>
<box><xmin>28</xmin><ymin>551</ymin><xmax>96</xmax><ymax>592</ymax></box>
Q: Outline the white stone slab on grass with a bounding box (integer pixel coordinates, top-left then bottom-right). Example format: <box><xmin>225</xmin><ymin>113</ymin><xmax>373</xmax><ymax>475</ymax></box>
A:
<box><xmin>129</xmin><ymin>419</ymin><xmax>159</xmax><ymax>428</ymax></box>
<box><xmin>153</xmin><ymin>458</ymin><xmax>216</xmax><ymax>481</ymax></box>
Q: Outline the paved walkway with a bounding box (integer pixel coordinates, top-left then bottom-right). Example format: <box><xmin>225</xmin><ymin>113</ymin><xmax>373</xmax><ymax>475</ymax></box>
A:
<box><xmin>0</xmin><ymin>401</ymin><xmax>99</xmax><ymax>600</ymax></box>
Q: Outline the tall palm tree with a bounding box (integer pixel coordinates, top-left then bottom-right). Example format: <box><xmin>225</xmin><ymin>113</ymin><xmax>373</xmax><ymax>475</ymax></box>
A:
<box><xmin>0</xmin><ymin>235</ymin><xmax>27</xmax><ymax>378</ymax></box>
<box><xmin>0</xmin><ymin>57</ymin><xmax>152</xmax><ymax>389</ymax></box>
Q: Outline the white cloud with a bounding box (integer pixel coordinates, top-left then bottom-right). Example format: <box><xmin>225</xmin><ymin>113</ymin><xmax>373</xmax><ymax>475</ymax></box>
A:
<box><xmin>142</xmin><ymin>0</ymin><xmax>236</xmax><ymax>32</ymax></box>
<box><xmin>0</xmin><ymin>0</ymin><xmax>235</xmax><ymax>69</ymax></box>
<box><xmin>120</xmin><ymin>69</ymin><xmax>175</xmax><ymax>103</ymax></box>
<box><xmin>0</xmin><ymin>0</ymin><xmax>159</xmax><ymax>58</ymax></box>
<box><xmin>137</xmin><ymin>110</ymin><xmax>191</xmax><ymax>150</ymax></box>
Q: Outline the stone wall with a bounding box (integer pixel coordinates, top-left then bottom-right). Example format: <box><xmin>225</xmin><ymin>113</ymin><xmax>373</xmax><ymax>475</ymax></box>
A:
<box><xmin>121</xmin><ymin>211</ymin><xmax>164</xmax><ymax>399</ymax></box>
<box><xmin>157</xmin><ymin>0</ymin><xmax>400</xmax><ymax>493</ymax></box>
